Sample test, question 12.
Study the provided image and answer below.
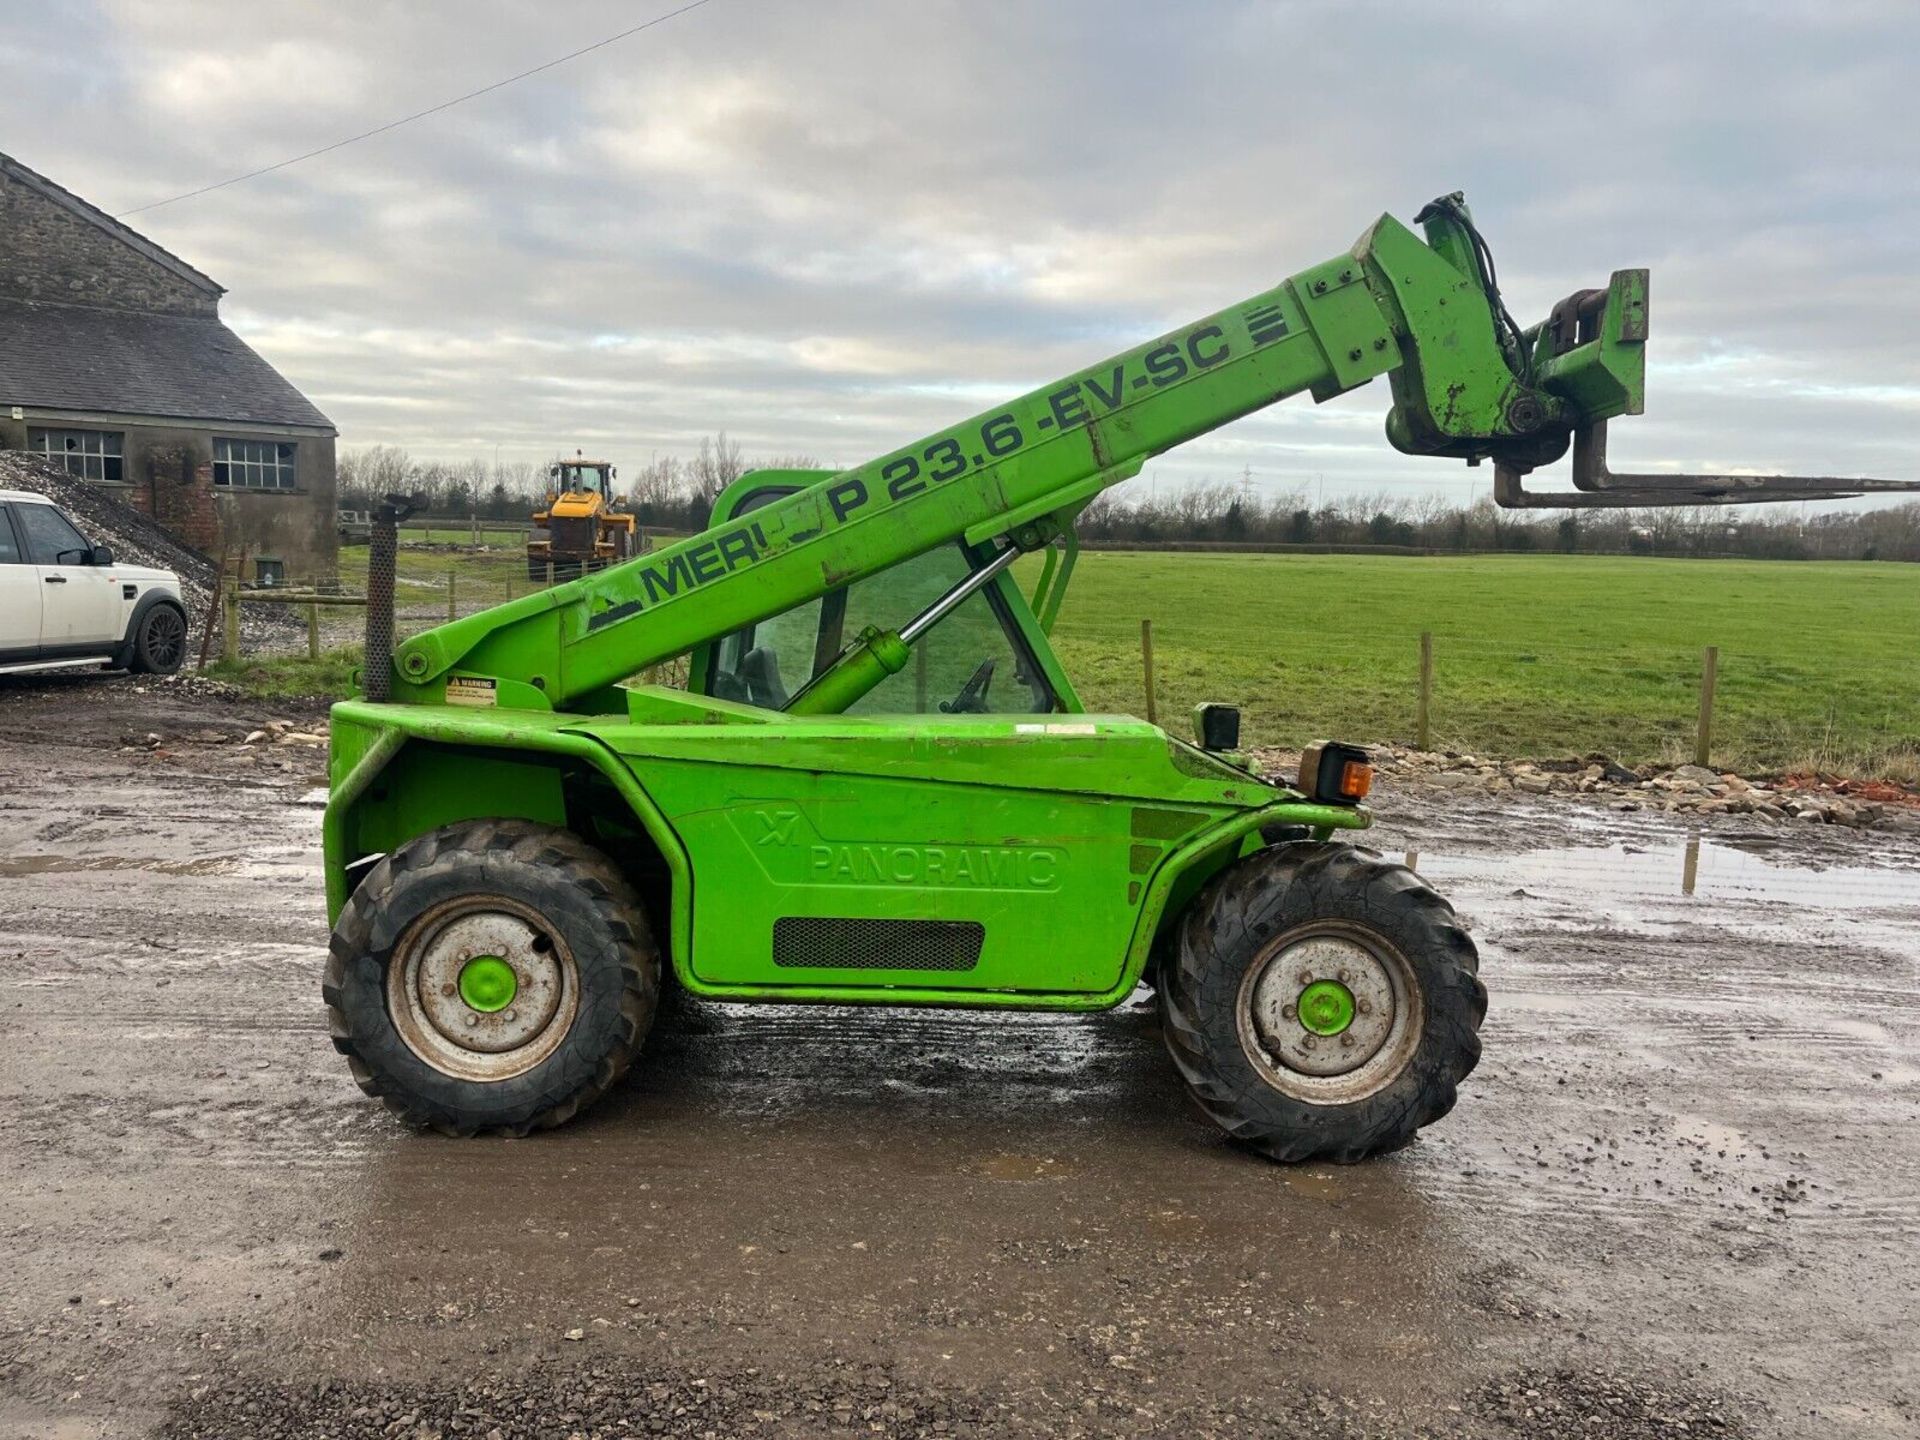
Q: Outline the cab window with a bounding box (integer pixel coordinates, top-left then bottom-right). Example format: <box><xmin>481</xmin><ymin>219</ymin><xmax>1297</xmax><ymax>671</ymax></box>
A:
<box><xmin>0</xmin><ymin>508</ymin><xmax>24</xmax><ymax>564</ymax></box>
<box><xmin>703</xmin><ymin>493</ymin><xmax>1054</xmax><ymax>715</ymax></box>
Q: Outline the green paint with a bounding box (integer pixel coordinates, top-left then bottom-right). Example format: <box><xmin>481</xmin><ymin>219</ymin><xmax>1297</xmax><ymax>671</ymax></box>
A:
<box><xmin>326</xmin><ymin>192</ymin><xmax>1647</xmax><ymax>1013</ymax></box>
<box><xmin>1297</xmin><ymin>980</ymin><xmax>1356</xmax><ymax>1036</ymax></box>
<box><xmin>459</xmin><ymin>956</ymin><xmax>517</xmax><ymax>1013</ymax></box>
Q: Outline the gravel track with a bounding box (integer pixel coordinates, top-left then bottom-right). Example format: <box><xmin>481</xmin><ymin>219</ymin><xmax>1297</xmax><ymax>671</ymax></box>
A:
<box><xmin>3</xmin><ymin>676</ymin><xmax>1916</xmax><ymax>1438</ymax></box>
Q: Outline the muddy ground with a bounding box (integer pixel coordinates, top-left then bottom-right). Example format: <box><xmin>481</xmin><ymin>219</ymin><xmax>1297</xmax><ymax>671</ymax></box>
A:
<box><xmin>1</xmin><ymin>674</ymin><xmax>1915</xmax><ymax>1440</ymax></box>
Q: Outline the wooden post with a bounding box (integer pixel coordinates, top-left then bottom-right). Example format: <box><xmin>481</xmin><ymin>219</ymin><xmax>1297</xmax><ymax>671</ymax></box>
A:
<box><xmin>447</xmin><ymin>572</ymin><xmax>457</xmax><ymax>622</ymax></box>
<box><xmin>221</xmin><ymin>581</ymin><xmax>239</xmax><ymax>664</ymax></box>
<box><xmin>1140</xmin><ymin>619</ymin><xmax>1157</xmax><ymax>725</ymax></box>
<box><xmin>196</xmin><ymin>538</ymin><xmax>231</xmax><ymax>672</ymax></box>
<box><xmin>546</xmin><ymin>560</ymin><xmax>555</xmax><ymax>589</ymax></box>
<box><xmin>1695</xmin><ymin>645</ymin><xmax>1719</xmax><ymax>768</ymax></box>
<box><xmin>307</xmin><ymin>601</ymin><xmax>320</xmax><ymax>661</ymax></box>
<box><xmin>1416</xmin><ymin>631</ymin><xmax>1434</xmax><ymax>750</ymax></box>
<box><xmin>505</xmin><ymin>573</ymin><xmax>514</xmax><ymax>602</ymax></box>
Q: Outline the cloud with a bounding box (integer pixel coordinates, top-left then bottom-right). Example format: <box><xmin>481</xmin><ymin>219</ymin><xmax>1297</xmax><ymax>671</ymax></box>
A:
<box><xmin>6</xmin><ymin>0</ymin><xmax>1916</xmax><ymax>499</ymax></box>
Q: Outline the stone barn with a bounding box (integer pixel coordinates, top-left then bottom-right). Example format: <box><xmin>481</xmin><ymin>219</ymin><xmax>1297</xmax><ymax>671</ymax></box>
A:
<box><xmin>0</xmin><ymin>151</ymin><xmax>338</xmax><ymax>582</ymax></box>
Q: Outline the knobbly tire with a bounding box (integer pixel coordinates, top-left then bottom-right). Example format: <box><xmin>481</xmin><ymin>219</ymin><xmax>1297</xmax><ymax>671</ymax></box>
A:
<box><xmin>1160</xmin><ymin>842</ymin><xmax>1484</xmax><ymax>1164</ymax></box>
<box><xmin>324</xmin><ymin>819</ymin><xmax>659</xmax><ymax>1137</ymax></box>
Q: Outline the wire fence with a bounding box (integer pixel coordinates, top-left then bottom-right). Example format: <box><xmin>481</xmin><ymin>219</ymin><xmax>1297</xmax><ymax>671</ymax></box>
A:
<box><xmin>1120</xmin><ymin>620</ymin><xmax>1920</xmax><ymax>778</ymax></box>
<box><xmin>217</xmin><ymin>540</ymin><xmax>1920</xmax><ymax>778</ymax></box>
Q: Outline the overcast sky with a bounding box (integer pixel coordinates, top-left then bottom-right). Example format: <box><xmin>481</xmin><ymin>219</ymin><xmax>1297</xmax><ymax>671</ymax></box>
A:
<box><xmin>5</xmin><ymin>1</ymin><xmax>1917</xmax><ymax>504</ymax></box>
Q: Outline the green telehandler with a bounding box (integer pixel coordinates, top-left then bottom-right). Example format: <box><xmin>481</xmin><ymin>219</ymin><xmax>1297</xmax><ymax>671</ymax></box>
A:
<box><xmin>322</xmin><ymin>194</ymin><xmax>1917</xmax><ymax>1161</ymax></box>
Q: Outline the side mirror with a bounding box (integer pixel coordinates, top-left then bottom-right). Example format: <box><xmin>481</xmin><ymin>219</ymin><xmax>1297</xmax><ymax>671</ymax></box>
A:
<box><xmin>1191</xmin><ymin>702</ymin><xmax>1241</xmax><ymax>751</ymax></box>
<box><xmin>90</xmin><ymin>544</ymin><xmax>114</xmax><ymax>566</ymax></box>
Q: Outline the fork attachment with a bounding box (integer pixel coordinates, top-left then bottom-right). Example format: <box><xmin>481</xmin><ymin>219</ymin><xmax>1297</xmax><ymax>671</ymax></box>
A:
<box><xmin>1493</xmin><ymin>421</ymin><xmax>1920</xmax><ymax>508</ymax></box>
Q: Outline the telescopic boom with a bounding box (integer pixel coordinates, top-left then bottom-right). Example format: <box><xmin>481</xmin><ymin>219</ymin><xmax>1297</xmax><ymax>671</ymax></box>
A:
<box><xmin>383</xmin><ymin>194</ymin><xmax>1916</xmax><ymax>712</ymax></box>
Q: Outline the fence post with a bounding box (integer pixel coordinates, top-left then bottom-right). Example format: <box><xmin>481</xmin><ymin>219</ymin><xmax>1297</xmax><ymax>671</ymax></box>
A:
<box><xmin>1695</xmin><ymin>645</ymin><xmax>1719</xmax><ymax>768</ymax></box>
<box><xmin>447</xmin><ymin>572</ymin><xmax>457</xmax><ymax>623</ymax></box>
<box><xmin>505</xmin><ymin>573</ymin><xmax>514</xmax><ymax>602</ymax></box>
<box><xmin>307</xmin><ymin>600</ymin><xmax>320</xmax><ymax>661</ymax></box>
<box><xmin>1140</xmin><ymin>618</ymin><xmax>1157</xmax><ymax>725</ymax></box>
<box><xmin>546</xmin><ymin>560</ymin><xmax>555</xmax><ymax>589</ymax></box>
<box><xmin>221</xmin><ymin>581</ymin><xmax>239</xmax><ymax>664</ymax></box>
<box><xmin>1416</xmin><ymin>631</ymin><xmax>1434</xmax><ymax>750</ymax></box>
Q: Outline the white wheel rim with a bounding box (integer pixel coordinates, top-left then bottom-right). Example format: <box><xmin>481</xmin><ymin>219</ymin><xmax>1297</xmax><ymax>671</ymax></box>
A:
<box><xmin>1234</xmin><ymin>922</ymin><xmax>1424</xmax><ymax>1105</ymax></box>
<box><xmin>386</xmin><ymin>895</ymin><xmax>579</xmax><ymax>1082</ymax></box>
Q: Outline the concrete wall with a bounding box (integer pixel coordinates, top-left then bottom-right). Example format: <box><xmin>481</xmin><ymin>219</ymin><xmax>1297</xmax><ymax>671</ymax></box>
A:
<box><xmin>0</xmin><ymin>172</ymin><xmax>217</xmax><ymax>316</ymax></box>
<box><xmin>0</xmin><ymin>414</ymin><xmax>339</xmax><ymax>580</ymax></box>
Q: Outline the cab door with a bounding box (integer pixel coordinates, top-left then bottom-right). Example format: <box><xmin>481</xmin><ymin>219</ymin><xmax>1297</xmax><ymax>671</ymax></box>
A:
<box><xmin>14</xmin><ymin>502</ymin><xmax>120</xmax><ymax>647</ymax></box>
<box><xmin>0</xmin><ymin>505</ymin><xmax>43</xmax><ymax>657</ymax></box>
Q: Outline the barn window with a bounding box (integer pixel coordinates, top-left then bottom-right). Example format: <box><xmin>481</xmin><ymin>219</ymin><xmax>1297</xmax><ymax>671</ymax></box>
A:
<box><xmin>29</xmin><ymin>428</ymin><xmax>123</xmax><ymax>482</ymax></box>
<box><xmin>214</xmin><ymin>437</ymin><xmax>297</xmax><ymax>490</ymax></box>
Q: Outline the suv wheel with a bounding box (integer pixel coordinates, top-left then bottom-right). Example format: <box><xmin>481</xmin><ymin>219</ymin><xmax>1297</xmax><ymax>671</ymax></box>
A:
<box><xmin>131</xmin><ymin>604</ymin><xmax>188</xmax><ymax>675</ymax></box>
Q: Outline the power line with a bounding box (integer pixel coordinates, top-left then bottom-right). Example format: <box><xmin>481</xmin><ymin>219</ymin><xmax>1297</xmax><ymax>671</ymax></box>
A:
<box><xmin>114</xmin><ymin>0</ymin><xmax>723</xmax><ymax>218</ymax></box>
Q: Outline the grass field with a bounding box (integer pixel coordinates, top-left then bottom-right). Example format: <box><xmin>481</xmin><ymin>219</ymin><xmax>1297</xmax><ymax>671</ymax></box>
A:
<box><xmin>249</xmin><ymin>545</ymin><xmax>1917</xmax><ymax>776</ymax></box>
<box><xmin>1041</xmin><ymin>552</ymin><xmax>1920</xmax><ymax>774</ymax></box>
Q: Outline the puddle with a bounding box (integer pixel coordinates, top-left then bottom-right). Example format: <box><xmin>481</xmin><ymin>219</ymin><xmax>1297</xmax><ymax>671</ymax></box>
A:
<box><xmin>965</xmin><ymin>1153</ymin><xmax>1079</xmax><ymax>1181</ymax></box>
<box><xmin>1411</xmin><ymin>836</ymin><xmax>1920</xmax><ymax>908</ymax></box>
<box><xmin>0</xmin><ymin>853</ymin><xmax>241</xmax><ymax>878</ymax></box>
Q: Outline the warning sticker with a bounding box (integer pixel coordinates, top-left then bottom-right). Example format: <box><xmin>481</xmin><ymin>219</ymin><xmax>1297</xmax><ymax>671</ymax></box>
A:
<box><xmin>445</xmin><ymin>675</ymin><xmax>498</xmax><ymax>707</ymax></box>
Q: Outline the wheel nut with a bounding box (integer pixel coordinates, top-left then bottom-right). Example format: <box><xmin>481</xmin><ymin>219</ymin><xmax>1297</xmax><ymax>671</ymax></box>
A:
<box><xmin>1297</xmin><ymin>971</ymin><xmax>1313</xmax><ymax>986</ymax></box>
<box><xmin>1357</xmin><ymin>999</ymin><xmax>1372</xmax><ymax>1015</ymax></box>
<box><xmin>1340</xmin><ymin>1033</ymin><xmax>1355</xmax><ymax>1048</ymax></box>
<box><xmin>1302</xmin><ymin>1036</ymin><xmax>1316</xmax><ymax>1051</ymax></box>
<box><xmin>1336</xmin><ymin>969</ymin><xmax>1351</xmax><ymax>984</ymax></box>
<box><xmin>504</xmin><ymin>1010</ymin><xmax>517</xmax><ymax>1024</ymax></box>
<box><xmin>1281</xmin><ymin>1003</ymin><xmax>1297</xmax><ymax>1021</ymax></box>
<box><xmin>441</xmin><ymin>983</ymin><xmax>456</xmax><ymax>998</ymax></box>
<box><xmin>464</xmin><ymin>1014</ymin><xmax>479</xmax><ymax>1027</ymax></box>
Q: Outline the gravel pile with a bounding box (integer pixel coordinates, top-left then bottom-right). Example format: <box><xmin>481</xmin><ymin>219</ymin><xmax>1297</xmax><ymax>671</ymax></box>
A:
<box><xmin>159</xmin><ymin>1363</ymin><xmax>1029</xmax><ymax>1440</ymax></box>
<box><xmin>0</xmin><ymin>452</ymin><xmax>298</xmax><ymax>646</ymax></box>
<box><xmin>1250</xmin><ymin>743</ymin><xmax>1920</xmax><ymax>833</ymax></box>
<box><xmin>1473</xmin><ymin>1367</ymin><xmax>1745</xmax><ymax>1435</ymax></box>
<box><xmin>155</xmin><ymin>1359</ymin><xmax>1750</xmax><ymax>1440</ymax></box>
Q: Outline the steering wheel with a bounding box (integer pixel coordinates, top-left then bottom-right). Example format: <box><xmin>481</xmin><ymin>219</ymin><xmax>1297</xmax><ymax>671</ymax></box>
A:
<box><xmin>939</xmin><ymin>658</ymin><xmax>996</xmax><ymax>714</ymax></box>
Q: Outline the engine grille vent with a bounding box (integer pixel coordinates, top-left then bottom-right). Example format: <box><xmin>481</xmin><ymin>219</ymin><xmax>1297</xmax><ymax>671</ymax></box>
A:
<box><xmin>546</xmin><ymin>515</ymin><xmax>596</xmax><ymax>553</ymax></box>
<box><xmin>772</xmin><ymin>917</ymin><xmax>984</xmax><ymax>972</ymax></box>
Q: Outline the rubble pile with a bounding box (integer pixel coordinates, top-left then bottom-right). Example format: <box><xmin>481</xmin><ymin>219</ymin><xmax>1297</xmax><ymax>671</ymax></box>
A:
<box><xmin>1253</xmin><ymin>744</ymin><xmax>1920</xmax><ymax>833</ymax></box>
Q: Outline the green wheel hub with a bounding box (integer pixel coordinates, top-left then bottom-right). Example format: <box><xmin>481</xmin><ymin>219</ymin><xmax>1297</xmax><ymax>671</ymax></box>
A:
<box><xmin>1296</xmin><ymin>979</ymin><xmax>1356</xmax><ymax>1036</ymax></box>
<box><xmin>458</xmin><ymin>955</ymin><xmax>519</xmax><ymax>1013</ymax></box>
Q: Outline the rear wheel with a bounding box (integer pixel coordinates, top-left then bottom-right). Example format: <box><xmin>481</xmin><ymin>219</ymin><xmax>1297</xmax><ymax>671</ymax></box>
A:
<box><xmin>1161</xmin><ymin>843</ymin><xmax>1484</xmax><ymax>1163</ymax></box>
<box><xmin>324</xmin><ymin>819</ymin><xmax>659</xmax><ymax>1136</ymax></box>
<box><xmin>130</xmin><ymin>603</ymin><xmax>187</xmax><ymax>675</ymax></box>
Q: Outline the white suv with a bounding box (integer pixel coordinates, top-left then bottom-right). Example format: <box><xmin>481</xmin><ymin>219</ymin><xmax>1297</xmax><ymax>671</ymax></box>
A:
<box><xmin>0</xmin><ymin>490</ymin><xmax>190</xmax><ymax>677</ymax></box>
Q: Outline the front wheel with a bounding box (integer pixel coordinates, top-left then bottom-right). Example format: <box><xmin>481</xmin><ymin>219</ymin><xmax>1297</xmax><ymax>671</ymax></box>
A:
<box><xmin>324</xmin><ymin>819</ymin><xmax>659</xmax><ymax>1136</ymax></box>
<box><xmin>130</xmin><ymin>603</ymin><xmax>187</xmax><ymax>675</ymax></box>
<box><xmin>1160</xmin><ymin>843</ymin><xmax>1484</xmax><ymax>1163</ymax></box>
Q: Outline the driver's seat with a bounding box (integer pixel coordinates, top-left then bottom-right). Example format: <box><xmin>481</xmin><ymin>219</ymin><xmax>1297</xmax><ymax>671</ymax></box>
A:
<box><xmin>738</xmin><ymin>646</ymin><xmax>789</xmax><ymax>709</ymax></box>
